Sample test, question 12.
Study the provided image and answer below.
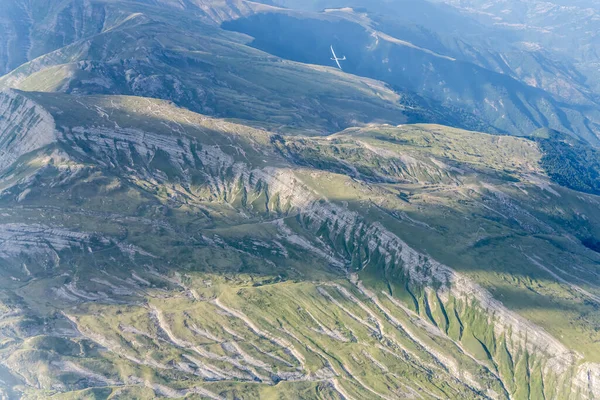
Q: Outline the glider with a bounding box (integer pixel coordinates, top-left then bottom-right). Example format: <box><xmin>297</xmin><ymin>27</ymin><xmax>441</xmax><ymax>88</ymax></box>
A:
<box><xmin>330</xmin><ymin>45</ymin><xmax>346</xmax><ymax>70</ymax></box>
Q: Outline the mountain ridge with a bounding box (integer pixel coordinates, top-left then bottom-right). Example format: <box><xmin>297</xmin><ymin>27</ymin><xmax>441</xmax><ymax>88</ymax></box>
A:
<box><xmin>0</xmin><ymin>88</ymin><xmax>599</xmax><ymax>398</ymax></box>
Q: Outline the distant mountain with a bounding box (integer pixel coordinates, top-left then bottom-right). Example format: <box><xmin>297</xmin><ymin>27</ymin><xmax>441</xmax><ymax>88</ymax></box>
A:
<box><xmin>225</xmin><ymin>1</ymin><xmax>600</xmax><ymax>143</ymax></box>
<box><xmin>0</xmin><ymin>0</ymin><xmax>496</xmax><ymax>135</ymax></box>
<box><xmin>2</xmin><ymin>0</ymin><xmax>600</xmax><ymax>141</ymax></box>
<box><xmin>431</xmin><ymin>0</ymin><xmax>600</xmax><ymax>97</ymax></box>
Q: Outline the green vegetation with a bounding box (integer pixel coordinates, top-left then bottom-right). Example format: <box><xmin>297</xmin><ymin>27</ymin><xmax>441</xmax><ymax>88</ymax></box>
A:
<box><xmin>531</xmin><ymin>129</ymin><xmax>600</xmax><ymax>196</ymax></box>
<box><xmin>0</xmin><ymin>90</ymin><xmax>598</xmax><ymax>398</ymax></box>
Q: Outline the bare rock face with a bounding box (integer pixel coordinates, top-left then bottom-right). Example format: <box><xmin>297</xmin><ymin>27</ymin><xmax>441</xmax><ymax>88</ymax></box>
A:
<box><xmin>0</xmin><ymin>223</ymin><xmax>91</xmax><ymax>258</ymax></box>
<box><xmin>0</xmin><ymin>90</ymin><xmax>57</xmax><ymax>172</ymax></box>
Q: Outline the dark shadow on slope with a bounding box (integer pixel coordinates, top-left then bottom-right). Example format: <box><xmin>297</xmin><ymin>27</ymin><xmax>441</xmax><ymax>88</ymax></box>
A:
<box><xmin>529</xmin><ymin>129</ymin><xmax>600</xmax><ymax>196</ymax></box>
<box><xmin>222</xmin><ymin>12</ymin><xmax>599</xmax><ymax>142</ymax></box>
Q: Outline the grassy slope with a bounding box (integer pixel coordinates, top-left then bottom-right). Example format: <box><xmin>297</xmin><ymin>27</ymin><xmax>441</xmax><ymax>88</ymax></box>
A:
<box><xmin>280</xmin><ymin>124</ymin><xmax>600</xmax><ymax>362</ymax></box>
<box><xmin>0</xmin><ymin>92</ymin><xmax>598</xmax><ymax>398</ymax></box>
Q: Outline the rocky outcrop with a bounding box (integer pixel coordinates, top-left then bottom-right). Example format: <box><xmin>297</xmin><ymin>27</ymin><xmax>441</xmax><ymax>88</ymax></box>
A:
<box><xmin>0</xmin><ymin>89</ymin><xmax>57</xmax><ymax>172</ymax></box>
<box><xmin>258</xmin><ymin>167</ymin><xmax>593</xmax><ymax>393</ymax></box>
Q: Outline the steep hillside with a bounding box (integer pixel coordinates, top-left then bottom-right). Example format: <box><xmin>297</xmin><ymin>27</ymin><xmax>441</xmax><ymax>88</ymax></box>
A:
<box><xmin>430</xmin><ymin>0</ymin><xmax>600</xmax><ymax>98</ymax></box>
<box><xmin>262</xmin><ymin>0</ymin><xmax>600</xmax><ymax>94</ymax></box>
<box><xmin>0</xmin><ymin>0</ymin><xmax>497</xmax><ymax>135</ymax></box>
<box><xmin>223</xmin><ymin>4</ymin><xmax>600</xmax><ymax>143</ymax></box>
<box><xmin>0</xmin><ymin>0</ymin><xmax>267</xmax><ymax>76</ymax></box>
<box><xmin>2</xmin><ymin>0</ymin><xmax>600</xmax><ymax>141</ymax></box>
<box><xmin>0</xmin><ymin>90</ymin><xmax>599</xmax><ymax>398</ymax></box>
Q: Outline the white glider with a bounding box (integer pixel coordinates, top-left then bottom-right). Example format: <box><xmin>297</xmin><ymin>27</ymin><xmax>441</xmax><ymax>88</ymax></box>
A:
<box><xmin>330</xmin><ymin>45</ymin><xmax>346</xmax><ymax>70</ymax></box>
